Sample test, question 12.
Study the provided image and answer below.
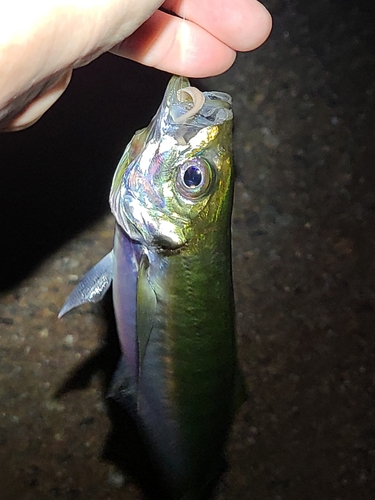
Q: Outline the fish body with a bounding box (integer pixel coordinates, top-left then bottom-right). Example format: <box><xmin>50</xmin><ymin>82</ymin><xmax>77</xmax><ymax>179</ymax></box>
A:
<box><xmin>60</xmin><ymin>76</ymin><xmax>240</xmax><ymax>499</ymax></box>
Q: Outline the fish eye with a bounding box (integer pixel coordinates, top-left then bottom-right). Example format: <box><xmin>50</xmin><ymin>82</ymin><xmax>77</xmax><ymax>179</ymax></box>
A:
<box><xmin>176</xmin><ymin>159</ymin><xmax>213</xmax><ymax>200</ymax></box>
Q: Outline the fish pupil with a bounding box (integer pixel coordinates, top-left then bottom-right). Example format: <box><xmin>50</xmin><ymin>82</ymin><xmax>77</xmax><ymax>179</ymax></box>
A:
<box><xmin>184</xmin><ymin>165</ymin><xmax>202</xmax><ymax>188</ymax></box>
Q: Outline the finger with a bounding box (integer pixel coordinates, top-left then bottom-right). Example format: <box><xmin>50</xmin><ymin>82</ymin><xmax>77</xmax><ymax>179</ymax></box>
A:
<box><xmin>162</xmin><ymin>0</ymin><xmax>272</xmax><ymax>51</ymax></box>
<box><xmin>111</xmin><ymin>9</ymin><xmax>236</xmax><ymax>78</ymax></box>
<box><xmin>0</xmin><ymin>1</ymin><xmax>164</xmax><ymax>112</ymax></box>
<box><xmin>2</xmin><ymin>69</ymin><xmax>72</xmax><ymax>132</ymax></box>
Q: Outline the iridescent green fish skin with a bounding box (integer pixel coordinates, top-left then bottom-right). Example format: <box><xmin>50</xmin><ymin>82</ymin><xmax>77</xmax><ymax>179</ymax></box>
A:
<box><xmin>60</xmin><ymin>76</ymin><xmax>240</xmax><ymax>499</ymax></box>
<box><xmin>110</xmin><ymin>76</ymin><xmax>238</xmax><ymax>498</ymax></box>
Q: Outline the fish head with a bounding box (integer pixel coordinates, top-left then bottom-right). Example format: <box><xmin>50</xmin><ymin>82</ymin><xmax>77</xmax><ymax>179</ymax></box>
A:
<box><xmin>110</xmin><ymin>76</ymin><xmax>233</xmax><ymax>251</ymax></box>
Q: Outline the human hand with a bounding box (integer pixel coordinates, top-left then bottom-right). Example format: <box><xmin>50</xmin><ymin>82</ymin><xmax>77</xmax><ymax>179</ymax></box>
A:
<box><xmin>0</xmin><ymin>0</ymin><xmax>271</xmax><ymax>131</ymax></box>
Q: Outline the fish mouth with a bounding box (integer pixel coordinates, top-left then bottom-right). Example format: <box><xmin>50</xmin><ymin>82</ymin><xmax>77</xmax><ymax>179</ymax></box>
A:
<box><xmin>154</xmin><ymin>76</ymin><xmax>233</xmax><ymax>138</ymax></box>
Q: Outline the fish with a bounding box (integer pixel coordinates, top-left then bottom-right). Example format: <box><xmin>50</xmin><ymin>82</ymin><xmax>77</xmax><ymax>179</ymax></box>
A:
<box><xmin>59</xmin><ymin>75</ymin><xmax>242</xmax><ymax>499</ymax></box>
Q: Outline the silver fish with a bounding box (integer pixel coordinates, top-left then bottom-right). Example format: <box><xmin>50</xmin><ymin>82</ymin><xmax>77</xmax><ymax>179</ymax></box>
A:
<box><xmin>60</xmin><ymin>75</ymin><xmax>242</xmax><ymax>499</ymax></box>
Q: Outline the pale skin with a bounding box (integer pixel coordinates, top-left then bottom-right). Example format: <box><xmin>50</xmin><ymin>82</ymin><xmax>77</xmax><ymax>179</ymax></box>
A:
<box><xmin>0</xmin><ymin>0</ymin><xmax>272</xmax><ymax>131</ymax></box>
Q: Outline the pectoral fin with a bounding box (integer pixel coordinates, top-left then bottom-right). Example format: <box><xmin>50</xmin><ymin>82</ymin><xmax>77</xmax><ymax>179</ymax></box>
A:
<box><xmin>137</xmin><ymin>252</ymin><xmax>157</xmax><ymax>372</ymax></box>
<box><xmin>59</xmin><ymin>251</ymin><xmax>114</xmax><ymax>318</ymax></box>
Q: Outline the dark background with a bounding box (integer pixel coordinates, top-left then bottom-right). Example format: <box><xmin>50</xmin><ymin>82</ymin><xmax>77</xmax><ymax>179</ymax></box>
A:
<box><xmin>1</xmin><ymin>0</ymin><xmax>375</xmax><ymax>498</ymax></box>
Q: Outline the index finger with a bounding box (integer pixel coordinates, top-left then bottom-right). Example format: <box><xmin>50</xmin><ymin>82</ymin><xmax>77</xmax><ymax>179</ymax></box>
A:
<box><xmin>111</xmin><ymin>0</ymin><xmax>271</xmax><ymax>78</ymax></box>
<box><xmin>162</xmin><ymin>0</ymin><xmax>272</xmax><ymax>51</ymax></box>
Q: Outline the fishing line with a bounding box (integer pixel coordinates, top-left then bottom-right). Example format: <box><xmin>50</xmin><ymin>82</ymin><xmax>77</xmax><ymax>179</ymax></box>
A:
<box><xmin>174</xmin><ymin>0</ymin><xmax>205</xmax><ymax>119</ymax></box>
<box><xmin>160</xmin><ymin>1</ymin><xmax>187</xmax><ymax>88</ymax></box>
<box><xmin>176</xmin><ymin>0</ymin><xmax>188</xmax><ymax>90</ymax></box>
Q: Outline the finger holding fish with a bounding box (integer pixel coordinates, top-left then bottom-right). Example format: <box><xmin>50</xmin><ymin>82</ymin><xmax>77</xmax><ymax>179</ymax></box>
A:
<box><xmin>112</xmin><ymin>0</ymin><xmax>272</xmax><ymax>77</ymax></box>
<box><xmin>162</xmin><ymin>0</ymin><xmax>272</xmax><ymax>50</ymax></box>
<box><xmin>1</xmin><ymin>0</ymin><xmax>271</xmax><ymax>131</ymax></box>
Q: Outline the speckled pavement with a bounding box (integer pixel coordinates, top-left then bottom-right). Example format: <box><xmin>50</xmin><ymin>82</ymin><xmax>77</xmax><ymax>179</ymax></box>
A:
<box><xmin>1</xmin><ymin>1</ymin><xmax>375</xmax><ymax>499</ymax></box>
